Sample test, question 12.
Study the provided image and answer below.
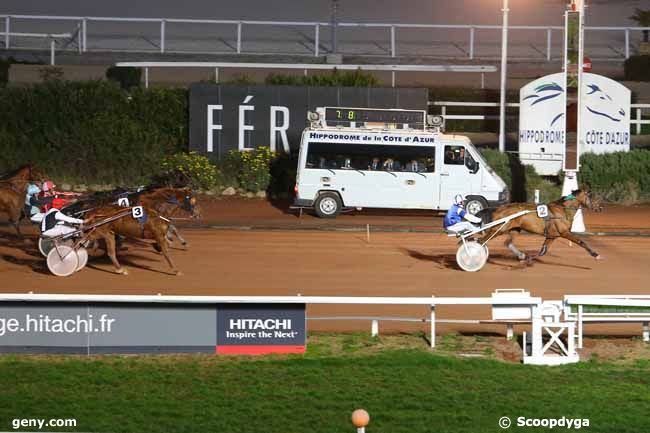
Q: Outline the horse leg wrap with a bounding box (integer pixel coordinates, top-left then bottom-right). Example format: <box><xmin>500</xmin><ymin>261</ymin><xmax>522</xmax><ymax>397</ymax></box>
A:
<box><xmin>507</xmin><ymin>243</ymin><xmax>526</xmax><ymax>261</ymax></box>
<box><xmin>539</xmin><ymin>244</ymin><xmax>548</xmax><ymax>257</ymax></box>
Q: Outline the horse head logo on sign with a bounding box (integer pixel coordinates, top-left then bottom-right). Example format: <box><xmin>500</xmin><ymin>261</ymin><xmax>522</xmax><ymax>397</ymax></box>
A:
<box><xmin>522</xmin><ymin>81</ymin><xmax>565</xmax><ymax>128</ymax></box>
<box><xmin>584</xmin><ymin>82</ymin><xmax>626</xmax><ymax>124</ymax></box>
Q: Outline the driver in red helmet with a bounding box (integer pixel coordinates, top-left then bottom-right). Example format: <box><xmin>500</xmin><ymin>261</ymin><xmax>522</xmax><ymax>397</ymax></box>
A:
<box><xmin>40</xmin><ymin>198</ymin><xmax>85</xmax><ymax>238</ymax></box>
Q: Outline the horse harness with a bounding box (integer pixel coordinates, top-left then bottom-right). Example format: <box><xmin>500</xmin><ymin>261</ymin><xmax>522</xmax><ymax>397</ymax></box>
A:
<box><xmin>538</xmin><ymin>195</ymin><xmax>581</xmax><ymax>239</ymax></box>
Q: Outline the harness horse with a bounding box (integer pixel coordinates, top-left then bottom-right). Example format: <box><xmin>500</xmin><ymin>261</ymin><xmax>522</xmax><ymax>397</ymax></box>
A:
<box><xmin>0</xmin><ymin>165</ymin><xmax>46</xmax><ymax>236</ymax></box>
<box><xmin>452</xmin><ymin>189</ymin><xmax>602</xmax><ymax>272</ymax></box>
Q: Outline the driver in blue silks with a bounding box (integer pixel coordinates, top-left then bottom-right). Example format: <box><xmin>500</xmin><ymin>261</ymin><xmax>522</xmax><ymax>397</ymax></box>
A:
<box><xmin>444</xmin><ymin>194</ymin><xmax>482</xmax><ymax>234</ymax></box>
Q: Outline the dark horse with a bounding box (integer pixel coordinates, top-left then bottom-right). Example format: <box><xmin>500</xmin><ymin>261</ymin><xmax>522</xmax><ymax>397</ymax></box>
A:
<box><xmin>0</xmin><ymin>165</ymin><xmax>46</xmax><ymax>235</ymax></box>
<box><xmin>479</xmin><ymin>189</ymin><xmax>602</xmax><ymax>263</ymax></box>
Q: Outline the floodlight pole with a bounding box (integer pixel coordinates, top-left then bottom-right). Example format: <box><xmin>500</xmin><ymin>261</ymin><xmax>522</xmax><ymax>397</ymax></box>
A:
<box><xmin>498</xmin><ymin>0</ymin><xmax>509</xmax><ymax>153</ymax></box>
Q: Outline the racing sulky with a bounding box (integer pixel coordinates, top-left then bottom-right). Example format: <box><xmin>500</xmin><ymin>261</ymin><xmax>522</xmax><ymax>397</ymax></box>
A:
<box><xmin>479</xmin><ymin>189</ymin><xmax>602</xmax><ymax>264</ymax></box>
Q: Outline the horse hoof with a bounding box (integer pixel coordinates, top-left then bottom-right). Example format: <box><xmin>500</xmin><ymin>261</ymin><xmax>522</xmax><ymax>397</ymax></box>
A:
<box><xmin>595</xmin><ymin>255</ymin><xmax>602</xmax><ymax>261</ymax></box>
<box><xmin>117</xmin><ymin>268</ymin><xmax>129</xmax><ymax>275</ymax></box>
<box><xmin>175</xmin><ymin>271</ymin><xmax>184</xmax><ymax>277</ymax></box>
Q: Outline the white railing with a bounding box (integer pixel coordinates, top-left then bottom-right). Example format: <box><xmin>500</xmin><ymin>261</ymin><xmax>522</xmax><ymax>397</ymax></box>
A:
<box><xmin>1</xmin><ymin>14</ymin><xmax>649</xmax><ymax>60</ymax></box>
<box><xmin>115</xmin><ymin>61</ymin><xmax>496</xmax><ymax>88</ymax></box>
<box><xmin>429</xmin><ymin>101</ymin><xmax>650</xmax><ymax>135</ymax></box>
<box><xmin>0</xmin><ymin>31</ymin><xmax>72</xmax><ymax>65</ymax></box>
<box><xmin>0</xmin><ymin>292</ymin><xmax>542</xmax><ymax>348</ymax></box>
<box><xmin>564</xmin><ymin>295</ymin><xmax>650</xmax><ymax>348</ymax></box>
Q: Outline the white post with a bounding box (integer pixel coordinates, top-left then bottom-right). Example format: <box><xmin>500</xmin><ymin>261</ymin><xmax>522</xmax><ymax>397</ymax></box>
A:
<box><xmin>50</xmin><ymin>39</ymin><xmax>55</xmax><ymax>65</ymax></box>
<box><xmin>160</xmin><ymin>20</ymin><xmax>165</xmax><ymax>53</ymax></box>
<box><xmin>469</xmin><ymin>26</ymin><xmax>475</xmax><ymax>60</ymax></box>
<box><xmin>314</xmin><ymin>24</ymin><xmax>319</xmax><ymax>57</ymax></box>
<box><xmin>506</xmin><ymin>323</ymin><xmax>514</xmax><ymax>340</ymax></box>
<box><xmin>144</xmin><ymin>67</ymin><xmax>149</xmax><ymax>89</ymax></box>
<box><xmin>390</xmin><ymin>25</ymin><xmax>396</xmax><ymax>57</ymax></box>
<box><xmin>577</xmin><ymin>304</ymin><xmax>583</xmax><ymax>349</ymax></box>
<box><xmin>5</xmin><ymin>16</ymin><xmax>9</xmax><ymax>49</ymax></box>
<box><xmin>534</xmin><ymin>189</ymin><xmax>540</xmax><ymax>204</ymax></box>
<box><xmin>430</xmin><ymin>302</ymin><xmax>436</xmax><ymax>348</ymax></box>
<box><xmin>391</xmin><ymin>71</ymin><xmax>395</xmax><ymax>88</ymax></box>
<box><xmin>77</xmin><ymin>22</ymin><xmax>82</xmax><ymax>54</ymax></box>
<box><xmin>215</xmin><ymin>67</ymin><xmax>219</xmax><ymax>83</ymax></box>
<box><xmin>82</xmin><ymin>18</ymin><xmax>87</xmax><ymax>52</ymax></box>
<box><xmin>371</xmin><ymin>319</ymin><xmax>379</xmax><ymax>337</ymax></box>
<box><xmin>624</xmin><ymin>28</ymin><xmax>629</xmax><ymax>59</ymax></box>
<box><xmin>546</xmin><ymin>28</ymin><xmax>552</xmax><ymax>61</ymax></box>
<box><xmin>637</xmin><ymin>108</ymin><xmax>642</xmax><ymax>135</ymax></box>
<box><xmin>481</xmin><ymin>72</ymin><xmax>485</xmax><ymax>89</ymax></box>
<box><xmin>237</xmin><ymin>22</ymin><xmax>242</xmax><ymax>54</ymax></box>
<box><xmin>441</xmin><ymin>105</ymin><xmax>447</xmax><ymax>130</ymax></box>
<box><xmin>498</xmin><ymin>0</ymin><xmax>509</xmax><ymax>153</ymax></box>
<box><xmin>643</xmin><ymin>322</ymin><xmax>649</xmax><ymax>342</ymax></box>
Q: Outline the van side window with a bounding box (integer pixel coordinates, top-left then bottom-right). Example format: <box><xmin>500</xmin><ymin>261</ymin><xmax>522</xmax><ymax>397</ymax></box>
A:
<box><xmin>306</xmin><ymin>142</ymin><xmax>436</xmax><ymax>173</ymax></box>
<box><xmin>444</xmin><ymin>145</ymin><xmax>465</xmax><ymax>165</ymax></box>
<box><xmin>465</xmin><ymin>151</ymin><xmax>478</xmax><ymax>172</ymax></box>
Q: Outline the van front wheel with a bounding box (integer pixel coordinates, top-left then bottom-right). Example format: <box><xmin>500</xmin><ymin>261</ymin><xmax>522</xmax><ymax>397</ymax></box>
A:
<box><xmin>315</xmin><ymin>193</ymin><xmax>342</xmax><ymax>218</ymax></box>
<box><xmin>465</xmin><ymin>197</ymin><xmax>488</xmax><ymax>215</ymax></box>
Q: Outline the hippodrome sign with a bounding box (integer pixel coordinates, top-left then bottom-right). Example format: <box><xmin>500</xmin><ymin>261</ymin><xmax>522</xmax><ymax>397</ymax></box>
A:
<box><xmin>518</xmin><ymin>72</ymin><xmax>630</xmax><ymax>175</ymax></box>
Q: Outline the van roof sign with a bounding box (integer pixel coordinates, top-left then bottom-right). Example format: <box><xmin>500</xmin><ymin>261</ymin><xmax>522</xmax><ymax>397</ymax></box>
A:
<box><xmin>320</xmin><ymin>107</ymin><xmax>426</xmax><ymax>130</ymax></box>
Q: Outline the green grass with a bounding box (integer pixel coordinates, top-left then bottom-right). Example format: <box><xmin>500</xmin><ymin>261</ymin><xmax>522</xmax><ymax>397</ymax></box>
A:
<box><xmin>1</xmin><ymin>334</ymin><xmax>650</xmax><ymax>433</ymax></box>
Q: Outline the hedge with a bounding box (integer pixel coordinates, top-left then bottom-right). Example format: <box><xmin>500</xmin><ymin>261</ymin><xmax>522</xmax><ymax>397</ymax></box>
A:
<box><xmin>624</xmin><ymin>55</ymin><xmax>650</xmax><ymax>82</ymax></box>
<box><xmin>579</xmin><ymin>150</ymin><xmax>650</xmax><ymax>203</ymax></box>
<box><xmin>0</xmin><ymin>80</ymin><xmax>188</xmax><ymax>185</ymax></box>
<box><xmin>480</xmin><ymin>149</ymin><xmax>561</xmax><ymax>203</ymax></box>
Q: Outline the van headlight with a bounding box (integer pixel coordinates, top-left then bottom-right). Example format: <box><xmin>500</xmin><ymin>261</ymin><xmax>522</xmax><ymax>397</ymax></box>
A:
<box><xmin>499</xmin><ymin>189</ymin><xmax>509</xmax><ymax>202</ymax></box>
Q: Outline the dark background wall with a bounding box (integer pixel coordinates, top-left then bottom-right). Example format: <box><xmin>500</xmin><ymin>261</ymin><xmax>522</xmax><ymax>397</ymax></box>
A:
<box><xmin>189</xmin><ymin>84</ymin><xmax>428</xmax><ymax>160</ymax></box>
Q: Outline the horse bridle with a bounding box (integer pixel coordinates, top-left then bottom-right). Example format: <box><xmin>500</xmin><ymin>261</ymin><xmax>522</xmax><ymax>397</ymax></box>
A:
<box><xmin>165</xmin><ymin>193</ymin><xmax>195</xmax><ymax>214</ymax></box>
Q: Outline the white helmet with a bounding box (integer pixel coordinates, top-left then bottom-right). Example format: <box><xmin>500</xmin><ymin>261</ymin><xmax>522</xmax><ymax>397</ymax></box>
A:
<box><xmin>454</xmin><ymin>194</ymin><xmax>465</xmax><ymax>206</ymax></box>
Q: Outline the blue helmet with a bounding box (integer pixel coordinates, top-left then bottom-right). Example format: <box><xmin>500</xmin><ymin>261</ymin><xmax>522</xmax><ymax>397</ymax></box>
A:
<box><xmin>27</xmin><ymin>184</ymin><xmax>41</xmax><ymax>196</ymax></box>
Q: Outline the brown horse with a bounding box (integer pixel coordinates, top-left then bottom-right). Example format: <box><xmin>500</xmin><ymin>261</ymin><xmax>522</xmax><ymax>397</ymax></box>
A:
<box><xmin>0</xmin><ymin>165</ymin><xmax>46</xmax><ymax>235</ymax></box>
<box><xmin>479</xmin><ymin>189</ymin><xmax>602</xmax><ymax>263</ymax></box>
<box><xmin>85</xmin><ymin>205</ymin><xmax>182</xmax><ymax>276</ymax></box>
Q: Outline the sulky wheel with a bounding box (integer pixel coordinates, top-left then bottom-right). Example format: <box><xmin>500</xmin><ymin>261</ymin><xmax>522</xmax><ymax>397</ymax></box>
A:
<box><xmin>39</xmin><ymin>237</ymin><xmax>73</xmax><ymax>258</ymax></box>
<box><xmin>456</xmin><ymin>241</ymin><xmax>489</xmax><ymax>272</ymax></box>
<box><xmin>46</xmin><ymin>245</ymin><xmax>79</xmax><ymax>277</ymax></box>
<box><xmin>75</xmin><ymin>247</ymin><xmax>89</xmax><ymax>272</ymax></box>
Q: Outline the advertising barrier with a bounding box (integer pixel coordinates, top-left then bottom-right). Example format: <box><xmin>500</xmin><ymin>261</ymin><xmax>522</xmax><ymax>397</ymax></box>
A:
<box><xmin>0</xmin><ymin>302</ymin><xmax>306</xmax><ymax>355</ymax></box>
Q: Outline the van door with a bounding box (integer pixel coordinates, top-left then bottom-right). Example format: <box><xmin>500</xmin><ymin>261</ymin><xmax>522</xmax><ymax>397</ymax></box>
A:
<box><xmin>393</xmin><ymin>146</ymin><xmax>439</xmax><ymax>209</ymax></box>
<box><xmin>439</xmin><ymin>144</ymin><xmax>480</xmax><ymax>209</ymax></box>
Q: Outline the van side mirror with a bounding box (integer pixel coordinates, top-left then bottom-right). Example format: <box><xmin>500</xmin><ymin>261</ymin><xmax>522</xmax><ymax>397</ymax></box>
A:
<box><xmin>470</xmin><ymin>161</ymin><xmax>479</xmax><ymax>174</ymax></box>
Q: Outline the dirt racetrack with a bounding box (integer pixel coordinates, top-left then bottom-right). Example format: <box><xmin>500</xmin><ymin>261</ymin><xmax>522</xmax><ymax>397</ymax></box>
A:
<box><xmin>1</xmin><ymin>198</ymin><xmax>649</xmax><ymax>336</ymax></box>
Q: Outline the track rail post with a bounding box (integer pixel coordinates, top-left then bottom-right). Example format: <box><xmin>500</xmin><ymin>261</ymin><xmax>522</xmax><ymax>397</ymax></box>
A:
<box><xmin>430</xmin><ymin>299</ymin><xmax>436</xmax><ymax>348</ymax></box>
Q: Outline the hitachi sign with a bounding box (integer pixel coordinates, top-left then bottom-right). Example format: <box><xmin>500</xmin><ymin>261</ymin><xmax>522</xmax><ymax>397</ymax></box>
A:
<box><xmin>229</xmin><ymin>319</ymin><xmax>292</xmax><ymax>330</ymax></box>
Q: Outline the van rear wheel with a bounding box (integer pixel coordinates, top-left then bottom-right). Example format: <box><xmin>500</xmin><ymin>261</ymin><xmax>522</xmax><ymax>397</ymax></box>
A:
<box><xmin>315</xmin><ymin>193</ymin><xmax>342</xmax><ymax>218</ymax></box>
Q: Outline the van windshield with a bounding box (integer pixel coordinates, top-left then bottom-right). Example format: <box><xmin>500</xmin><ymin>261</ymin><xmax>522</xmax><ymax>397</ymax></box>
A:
<box><xmin>306</xmin><ymin>142</ymin><xmax>435</xmax><ymax>173</ymax></box>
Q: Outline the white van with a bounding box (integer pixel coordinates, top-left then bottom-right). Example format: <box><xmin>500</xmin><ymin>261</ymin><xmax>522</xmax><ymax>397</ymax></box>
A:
<box><xmin>293</xmin><ymin>107</ymin><xmax>509</xmax><ymax>218</ymax></box>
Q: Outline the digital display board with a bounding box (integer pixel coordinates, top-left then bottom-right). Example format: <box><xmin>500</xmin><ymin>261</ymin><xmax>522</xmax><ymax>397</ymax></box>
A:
<box><xmin>325</xmin><ymin>107</ymin><xmax>425</xmax><ymax>127</ymax></box>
